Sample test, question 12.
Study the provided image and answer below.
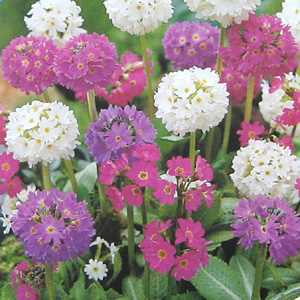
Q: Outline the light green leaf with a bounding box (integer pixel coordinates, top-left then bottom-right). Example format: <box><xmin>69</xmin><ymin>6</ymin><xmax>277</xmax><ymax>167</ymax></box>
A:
<box><xmin>69</xmin><ymin>272</ymin><xmax>86</xmax><ymax>300</ymax></box>
<box><xmin>86</xmin><ymin>283</ymin><xmax>107</xmax><ymax>300</ymax></box>
<box><xmin>142</xmin><ymin>269</ymin><xmax>168</xmax><ymax>300</ymax></box>
<box><xmin>107</xmin><ymin>252</ymin><xmax>122</xmax><ymax>286</ymax></box>
<box><xmin>266</xmin><ymin>283</ymin><xmax>300</xmax><ymax>300</ymax></box>
<box><xmin>160</xmin><ymin>135</ymin><xmax>189</xmax><ymax>142</ymax></box>
<box><xmin>122</xmin><ymin>276</ymin><xmax>146</xmax><ymax>300</ymax></box>
<box><xmin>205</xmin><ymin>230</ymin><xmax>235</xmax><ymax>245</ymax></box>
<box><xmin>106</xmin><ymin>288</ymin><xmax>123</xmax><ymax>300</ymax></box>
<box><xmin>1</xmin><ymin>283</ymin><xmax>16</xmax><ymax>300</ymax></box>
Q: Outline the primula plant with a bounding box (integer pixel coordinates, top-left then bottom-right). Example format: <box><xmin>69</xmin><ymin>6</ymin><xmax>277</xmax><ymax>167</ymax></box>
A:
<box><xmin>2</xmin><ymin>0</ymin><xmax>300</xmax><ymax>300</ymax></box>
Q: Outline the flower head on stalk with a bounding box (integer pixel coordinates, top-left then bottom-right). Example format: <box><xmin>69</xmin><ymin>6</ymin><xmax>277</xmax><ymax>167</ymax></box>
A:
<box><xmin>154</xmin><ymin>67</ymin><xmax>229</xmax><ymax>136</ymax></box>
<box><xmin>5</xmin><ymin>100</ymin><xmax>80</xmax><ymax>167</ymax></box>
<box><xmin>183</xmin><ymin>0</ymin><xmax>261</xmax><ymax>28</ymax></box>
<box><xmin>232</xmin><ymin>196</ymin><xmax>300</xmax><ymax>264</ymax></box>
<box><xmin>237</xmin><ymin>121</ymin><xmax>265</xmax><ymax>146</ymax></box>
<box><xmin>53</xmin><ymin>33</ymin><xmax>118</xmax><ymax>93</ymax></box>
<box><xmin>163</xmin><ymin>21</ymin><xmax>220</xmax><ymax>70</ymax></box>
<box><xmin>221</xmin><ymin>14</ymin><xmax>299</xmax><ymax>80</ymax></box>
<box><xmin>104</xmin><ymin>0</ymin><xmax>173</xmax><ymax>36</ymax></box>
<box><xmin>1</xmin><ymin>35</ymin><xmax>58</xmax><ymax>95</ymax></box>
<box><xmin>12</xmin><ymin>189</ymin><xmax>96</xmax><ymax>265</ymax></box>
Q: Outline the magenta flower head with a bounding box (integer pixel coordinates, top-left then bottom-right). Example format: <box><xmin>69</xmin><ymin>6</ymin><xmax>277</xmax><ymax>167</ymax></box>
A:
<box><xmin>221</xmin><ymin>14</ymin><xmax>299</xmax><ymax>80</ymax></box>
<box><xmin>85</xmin><ymin>105</ymin><xmax>156</xmax><ymax>163</ymax></box>
<box><xmin>12</xmin><ymin>189</ymin><xmax>96</xmax><ymax>265</ymax></box>
<box><xmin>1</xmin><ymin>35</ymin><xmax>58</xmax><ymax>95</ymax></box>
<box><xmin>54</xmin><ymin>32</ymin><xmax>118</xmax><ymax>92</ymax></box>
<box><xmin>232</xmin><ymin>196</ymin><xmax>300</xmax><ymax>265</ymax></box>
<box><xmin>163</xmin><ymin>21</ymin><xmax>220</xmax><ymax>70</ymax></box>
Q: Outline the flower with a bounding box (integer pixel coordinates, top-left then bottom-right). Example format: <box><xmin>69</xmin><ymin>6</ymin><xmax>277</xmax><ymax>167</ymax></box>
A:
<box><xmin>121</xmin><ymin>185</ymin><xmax>144</xmax><ymax>207</ymax></box>
<box><xmin>231</xmin><ymin>139</ymin><xmax>300</xmax><ymax>198</ymax></box>
<box><xmin>16</xmin><ymin>284</ymin><xmax>41</xmax><ymax>300</ymax></box>
<box><xmin>167</xmin><ymin>156</ymin><xmax>193</xmax><ymax>177</ymax></box>
<box><xmin>0</xmin><ymin>177</ymin><xmax>23</xmax><ymax>197</ymax></box>
<box><xmin>183</xmin><ymin>0</ymin><xmax>261</xmax><ymax>28</ymax></box>
<box><xmin>221</xmin><ymin>14</ymin><xmax>299</xmax><ymax>80</ymax></box>
<box><xmin>1</xmin><ymin>35</ymin><xmax>58</xmax><ymax>95</ymax></box>
<box><xmin>0</xmin><ymin>151</ymin><xmax>20</xmax><ymax>180</ymax></box>
<box><xmin>85</xmin><ymin>105</ymin><xmax>156</xmax><ymax>163</ymax></box>
<box><xmin>154</xmin><ymin>67</ymin><xmax>229</xmax><ymax>136</ymax></box>
<box><xmin>24</xmin><ymin>0</ymin><xmax>86</xmax><ymax>47</ymax></box>
<box><xmin>237</xmin><ymin>121</ymin><xmax>265</xmax><ymax>146</ymax></box>
<box><xmin>53</xmin><ymin>33</ymin><xmax>118</xmax><ymax>93</ymax></box>
<box><xmin>5</xmin><ymin>100</ymin><xmax>80</xmax><ymax>167</ymax></box>
<box><xmin>163</xmin><ymin>21</ymin><xmax>220</xmax><ymax>70</ymax></box>
<box><xmin>152</xmin><ymin>179</ymin><xmax>176</xmax><ymax>205</ymax></box>
<box><xmin>277</xmin><ymin>0</ymin><xmax>300</xmax><ymax>44</ymax></box>
<box><xmin>232</xmin><ymin>196</ymin><xmax>300</xmax><ymax>264</ymax></box>
<box><xmin>12</xmin><ymin>189</ymin><xmax>96</xmax><ymax>264</ymax></box>
<box><xmin>84</xmin><ymin>259</ymin><xmax>108</xmax><ymax>281</ymax></box>
<box><xmin>106</xmin><ymin>186</ymin><xmax>124</xmax><ymax>212</ymax></box>
<box><xmin>104</xmin><ymin>0</ymin><xmax>173</xmax><ymax>36</ymax></box>
<box><xmin>0</xmin><ymin>111</ymin><xmax>7</xmax><ymax>145</ymax></box>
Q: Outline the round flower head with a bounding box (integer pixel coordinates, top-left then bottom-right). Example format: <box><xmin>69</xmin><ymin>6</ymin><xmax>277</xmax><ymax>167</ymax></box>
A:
<box><xmin>12</xmin><ymin>189</ymin><xmax>96</xmax><ymax>264</ymax></box>
<box><xmin>183</xmin><ymin>0</ymin><xmax>261</xmax><ymax>28</ymax></box>
<box><xmin>259</xmin><ymin>73</ymin><xmax>300</xmax><ymax>136</ymax></box>
<box><xmin>24</xmin><ymin>0</ymin><xmax>86</xmax><ymax>47</ymax></box>
<box><xmin>163</xmin><ymin>21</ymin><xmax>220</xmax><ymax>70</ymax></box>
<box><xmin>85</xmin><ymin>105</ymin><xmax>156</xmax><ymax>163</ymax></box>
<box><xmin>1</xmin><ymin>35</ymin><xmax>58</xmax><ymax>95</ymax></box>
<box><xmin>53</xmin><ymin>33</ymin><xmax>118</xmax><ymax>93</ymax></box>
<box><xmin>5</xmin><ymin>100</ymin><xmax>80</xmax><ymax>167</ymax></box>
<box><xmin>277</xmin><ymin>0</ymin><xmax>300</xmax><ymax>44</ymax></box>
<box><xmin>154</xmin><ymin>67</ymin><xmax>229</xmax><ymax>136</ymax></box>
<box><xmin>231</xmin><ymin>139</ymin><xmax>300</xmax><ymax>198</ymax></box>
<box><xmin>104</xmin><ymin>0</ymin><xmax>173</xmax><ymax>35</ymax></box>
<box><xmin>221</xmin><ymin>14</ymin><xmax>299</xmax><ymax>80</ymax></box>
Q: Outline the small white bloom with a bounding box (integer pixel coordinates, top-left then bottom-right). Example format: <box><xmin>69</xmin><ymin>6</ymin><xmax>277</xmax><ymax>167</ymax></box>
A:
<box><xmin>1</xmin><ymin>195</ymin><xmax>18</xmax><ymax>216</ymax></box>
<box><xmin>109</xmin><ymin>243</ymin><xmax>119</xmax><ymax>264</ymax></box>
<box><xmin>0</xmin><ymin>213</ymin><xmax>12</xmax><ymax>234</ymax></box>
<box><xmin>84</xmin><ymin>259</ymin><xmax>108</xmax><ymax>281</ymax></box>
<box><xmin>90</xmin><ymin>236</ymin><xmax>109</xmax><ymax>248</ymax></box>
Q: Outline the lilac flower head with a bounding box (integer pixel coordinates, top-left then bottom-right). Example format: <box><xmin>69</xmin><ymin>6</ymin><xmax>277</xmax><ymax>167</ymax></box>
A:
<box><xmin>12</xmin><ymin>189</ymin><xmax>96</xmax><ymax>265</ymax></box>
<box><xmin>232</xmin><ymin>195</ymin><xmax>300</xmax><ymax>264</ymax></box>
<box><xmin>53</xmin><ymin>32</ymin><xmax>118</xmax><ymax>93</ymax></box>
<box><xmin>163</xmin><ymin>21</ymin><xmax>220</xmax><ymax>70</ymax></box>
<box><xmin>2</xmin><ymin>35</ymin><xmax>59</xmax><ymax>95</ymax></box>
<box><xmin>85</xmin><ymin>105</ymin><xmax>156</xmax><ymax>163</ymax></box>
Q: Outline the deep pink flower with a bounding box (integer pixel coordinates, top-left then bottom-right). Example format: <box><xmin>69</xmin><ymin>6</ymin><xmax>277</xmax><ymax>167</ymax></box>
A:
<box><xmin>0</xmin><ymin>115</ymin><xmax>7</xmax><ymax>145</ymax></box>
<box><xmin>276</xmin><ymin>136</ymin><xmax>295</xmax><ymax>151</ymax></box>
<box><xmin>237</xmin><ymin>121</ymin><xmax>265</xmax><ymax>146</ymax></box>
<box><xmin>153</xmin><ymin>179</ymin><xmax>176</xmax><ymax>205</ymax></box>
<box><xmin>185</xmin><ymin>190</ymin><xmax>203</xmax><ymax>212</ymax></box>
<box><xmin>275</xmin><ymin>108</ymin><xmax>300</xmax><ymax>127</ymax></box>
<box><xmin>106</xmin><ymin>186</ymin><xmax>124</xmax><ymax>212</ymax></box>
<box><xmin>196</xmin><ymin>155</ymin><xmax>213</xmax><ymax>182</ymax></box>
<box><xmin>167</xmin><ymin>156</ymin><xmax>193</xmax><ymax>177</ymax></box>
<box><xmin>132</xmin><ymin>144</ymin><xmax>161</xmax><ymax>163</ymax></box>
<box><xmin>121</xmin><ymin>185</ymin><xmax>144</xmax><ymax>207</ymax></box>
<box><xmin>0</xmin><ymin>151</ymin><xmax>20</xmax><ymax>180</ymax></box>
<box><xmin>16</xmin><ymin>284</ymin><xmax>40</xmax><ymax>300</ymax></box>
<box><xmin>0</xmin><ymin>176</ymin><xmax>23</xmax><ymax>197</ymax></box>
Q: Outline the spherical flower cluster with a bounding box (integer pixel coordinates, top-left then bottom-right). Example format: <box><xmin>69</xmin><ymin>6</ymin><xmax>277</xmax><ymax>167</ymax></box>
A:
<box><xmin>277</xmin><ymin>0</ymin><xmax>300</xmax><ymax>44</ymax></box>
<box><xmin>154</xmin><ymin>67</ymin><xmax>229</xmax><ymax>136</ymax></box>
<box><xmin>163</xmin><ymin>21</ymin><xmax>220</xmax><ymax>70</ymax></box>
<box><xmin>259</xmin><ymin>73</ymin><xmax>300</xmax><ymax>136</ymax></box>
<box><xmin>85</xmin><ymin>105</ymin><xmax>156</xmax><ymax>163</ymax></box>
<box><xmin>221</xmin><ymin>14</ymin><xmax>299</xmax><ymax>79</ymax></box>
<box><xmin>231</xmin><ymin>139</ymin><xmax>300</xmax><ymax>198</ymax></box>
<box><xmin>104</xmin><ymin>0</ymin><xmax>173</xmax><ymax>36</ymax></box>
<box><xmin>232</xmin><ymin>196</ymin><xmax>300</xmax><ymax>264</ymax></box>
<box><xmin>53</xmin><ymin>33</ymin><xmax>118</xmax><ymax>93</ymax></box>
<box><xmin>183</xmin><ymin>0</ymin><xmax>261</xmax><ymax>28</ymax></box>
<box><xmin>12</xmin><ymin>189</ymin><xmax>96</xmax><ymax>264</ymax></box>
<box><xmin>1</xmin><ymin>35</ymin><xmax>58</xmax><ymax>95</ymax></box>
<box><xmin>24</xmin><ymin>0</ymin><xmax>86</xmax><ymax>47</ymax></box>
<box><xmin>5</xmin><ymin>100</ymin><xmax>80</xmax><ymax>167</ymax></box>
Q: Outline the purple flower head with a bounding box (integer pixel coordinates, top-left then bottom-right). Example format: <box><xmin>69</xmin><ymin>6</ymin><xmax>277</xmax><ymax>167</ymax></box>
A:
<box><xmin>163</xmin><ymin>21</ymin><xmax>220</xmax><ymax>70</ymax></box>
<box><xmin>232</xmin><ymin>195</ymin><xmax>300</xmax><ymax>264</ymax></box>
<box><xmin>2</xmin><ymin>35</ymin><xmax>59</xmax><ymax>95</ymax></box>
<box><xmin>85</xmin><ymin>105</ymin><xmax>156</xmax><ymax>163</ymax></box>
<box><xmin>54</xmin><ymin>32</ymin><xmax>118</xmax><ymax>92</ymax></box>
<box><xmin>12</xmin><ymin>189</ymin><xmax>95</xmax><ymax>265</ymax></box>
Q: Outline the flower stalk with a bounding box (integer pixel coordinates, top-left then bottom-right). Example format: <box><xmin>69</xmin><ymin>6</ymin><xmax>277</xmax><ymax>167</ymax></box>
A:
<box><xmin>244</xmin><ymin>75</ymin><xmax>256</xmax><ymax>123</ymax></box>
<box><xmin>45</xmin><ymin>264</ymin><xmax>56</xmax><ymax>300</ymax></box>
<box><xmin>64</xmin><ymin>159</ymin><xmax>78</xmax><ymax>194</ymax></box>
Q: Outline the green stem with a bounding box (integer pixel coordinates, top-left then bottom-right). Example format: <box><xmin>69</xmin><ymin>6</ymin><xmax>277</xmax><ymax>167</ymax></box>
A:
<box><xmin>45</xmin><ymin>264</ymin><xmax>56</xmax><ymax>300</ymax></box>
<box><xmin>166</xmin><ymin>271</ymin><xmax>174</xmax><ymax>299</ymax></box>
<box><xmin>87</xmin><ymin>90</ymin><xmax>98</xmax><ymax>123</ymax></box>
<box><xmin>216</xmin><ymin>26</ymin><xmax>226</xmax><ymax>76</ymax></box>
<box><xmin>64</xmin><ymin>159</ymin><xmax>78</xmax><ymax>194</ymax></box>
<box><xmin>205</xmin><ymin>128</ymin><xmax>215</xmax><ymax>163</ymax></box>
<box><xmin>42</xmin><ymin>162</ymin><xmax>51</xmax><ymax>191</ymax></box>
<box><xmin>127</xmin><ymin>205</ymin><xmax>135</xmax><ymax>271</ymax></box>
<box><xmin>221</xmin><ymin>103</ymin><xmax>232</xmax><ymax>158</ymax></box>
<box><xmin>244</xmin><ymin>75</ymin><xmax>255</xmax><ymax>123</ymax></box>
<box><xmin>251</xmin><ymin>243</ymin><xmax>268</xmax><ymax>300</ymax></box>
<box><xmin>140</xmin><ymin>34</ymin><xmax>154</xmax><ymax>123</ymax></box>
<box><xmin>189</xmin><ymin>131</ymin><xmax>196</xmax><ymax>166</ymax></box>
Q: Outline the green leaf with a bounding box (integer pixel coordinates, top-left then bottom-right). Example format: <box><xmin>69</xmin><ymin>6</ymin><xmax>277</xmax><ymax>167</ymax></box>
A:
<box><xmin>257</xmin><ymin>0</ymin><xmax>283</xmax><ymax>15</ymax></box>
<box><xmin>86</xmin><ymin>283</ymin><xmax>107</xmax><ymax>300</ymax></box>
<box><xmin>63</xmin><ymin>162</ymin><xmax>97</xmax><ymax>193</ymax></box>
<box><xmin>106</xmin><ymin>288</ymin><xmax>123</xmax><ymax>300</ymax></box>
<box><xmin>266</xmin><ymin>283</ymin><xmax>300</xmax><ymax>300</ymax></box>
<box><xmin>69</xmin><ymin>272</ymin><xmax>86</xmax><ymax>300</ymax></box>
<box><xmin>230</xmin><ymin>255</ymin><xmax>255</xmax><ymax>300</ymax></box>
<box><xmin>142</xmin><ymin>269</ymin><xmax>168</xmax><ymax>300</ymax></box>
<box><xmin>170</xmin><ymin>291</ymin><xmax>203</xmax><ymax>300</ymax></box>
<box><xmin>1</xmin><ymin>283</ymin><xmax>16</xmax><ymax>300</ymax></box>
<box><xmin>107</xmin><ymin>252</ymin><xmax>122</xmax><ymax>286</ymax></box>
<box><xmin>122</xmin><ymin>276</ymin><xmax>146</xmax><ymax>300</ymax></box>
<box><xmin>205</xmin><ymin>230</ymin><xmax>235</xmax><ymax>249</ymax></box>
<box><xmin>190</xmin><ymin>256</ymin><xmax>247</xmax><ymax>300</ymax></box>
<box><xmin>160</xmin><ymin>135</ymin><xmax>189</xmax><ymax>142</ymax></box>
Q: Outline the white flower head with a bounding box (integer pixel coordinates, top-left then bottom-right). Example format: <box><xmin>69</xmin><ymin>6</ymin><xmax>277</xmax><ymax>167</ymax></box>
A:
<box><xmin>24</xmin><ymin>0</ymin><xmax>86</xmax><ymax>47</ymax></box>
<box><xmin>0</xmin><ymin>213</ymin><xmax>12</xmax><ymax>234</ymax></box>
<box><xmin>231</xmin><ymin>139</ymin><xmax>300</xmax><ymax>198</ymax></box>
<box><xmin>109</xmin><ymin>242</ymin><xmax>119</xmax><ymax>264</ymax></box>
<box><xmin>5</xmin><ymin>101</ymin><xmax>80</xmax><ymax>167</ymax></box>
<box><xmin>90</xmin><ymin>236</ymin><xmax>109</xmax><ymax>248</ymax></box>
<box><xmin>104</xmin><ymin>0</ymin><xmax>173</xmax><ymax>35</ymax></box>
<box><xmin>154</xmin><ymin>67</ymin><xmax>229</xmax><ymax>136</ymax></box>
<box><xmin>183</xmin><ymin>0</ymin><xmax>261</xmax><ymax>28</ymax></box>
<box><xmin>84</xmin><ymin>259</ymin><xmax>108</xmax><ymax>281</ymax></box>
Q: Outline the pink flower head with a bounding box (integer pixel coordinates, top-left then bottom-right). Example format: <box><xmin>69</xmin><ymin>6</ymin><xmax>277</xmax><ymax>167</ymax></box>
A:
<box><xmin>275</xmin><ymin>108</ymin><xmax>300</xmax><ymax>127</ymax></box>
<box><xmin>293</xmin><ymin>91</ymin><xmax>300</xmax><ymax>109</ymax></box>
<box><xmin>153</xmin><ymin>179</ymin><xmax>176</xmax><ymax>205</ymax></box>
<box><xmin>2</xmin><ymin>35</ymin><xmax>58</xmax><ymax>95</ymax></box>
<box><xmin>121</xmin><ymin>185</ymin><xmax>144</xmax><ymax>207</ymax></box>
<box><xmin>0</xmin><ymin>151</ymin><xmax>20</xmax><ymax>180</ymax></box>
<box><xmin>16</xmin><ymin>284</ymin><xmax>41</xmax><ymax>300</ymax></box>
<box><xmin>196</xmin><ymin>155</ymin><xmax>213</xmax><ymax>182</ymax></box>
<box><xmin>0</xmin><ymin>176</ymin><xmax>23</xmax><ymax>197</ymax></box>
<box><xmin>106</xmin><ymin>186</ymin><xmax>124</xmax><ymax>212</ymax></box>
<box><xmin>99</xmin><ymin>160</ymin><xmax>118</xmax><ymax>185</ymax></box>
<box><xmin>276</xmin><ymin>136</ymin><xmax>295</xmax><ymax>151</ymax></box>
<box><xmin>132</xmin><ymin>144</ymin><xmax>161</xmax><ymax>163</ymax></box>
<box><xmin>237</xmin><ymin>121</ymin><xmax>265</xmax><ymax>146</ymax></box>
<box><xmin>184</xmin><ymin>189</ymin><xmax>203</xmax><ymax>212</ymax></box>
<box><xmin>54</xmin><ymin>33</ymin><xmax>118</xmax><ymax>93</ymax></box>
<box><xmin>221</xmin><ymin>14</ymin><xmax>299</xmax><ymax>80</ymax></box>
<box><xmin>167</xmin><ymin>156</ymin><xmax>193</xmax><ymax>177</ymax></box>
<box><xmin>0</xmin><ymin>114</ymin><xmax>7</xmax><ymax>145</ymax></box>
